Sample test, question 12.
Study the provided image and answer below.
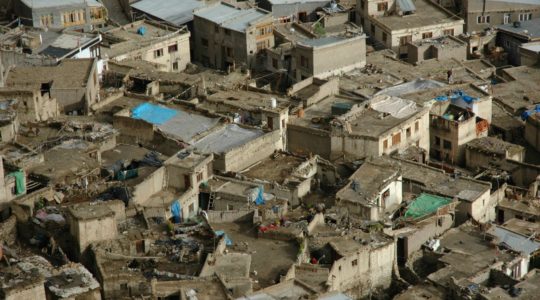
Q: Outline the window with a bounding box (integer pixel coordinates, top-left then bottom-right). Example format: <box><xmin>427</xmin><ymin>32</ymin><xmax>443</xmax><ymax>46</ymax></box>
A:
<box><xmin>435</xmin><ymin>136</ymin><xmax>440</xmax><ymax>146</ymax></box>
<box><xmin>519</xmin><ymin>13</ymin><xmax>532</xmax><ymax>21</ymax></box>
<box><xmin>371</xmin><ymin>24</ymin><xmax>376</xmax><ymax>34</ymax></box>
<box><xmin>40</xmin><ymin>14</ymin><xmax>53</xmax><ymax>26</ymax></box>
<box><xmin>443</xmin><ymin>28</ymin><xmax>454</xmax><ymax>36</ymax></box>
<box><xmin>201</xmin><ymin>38</ymin><xmax>209</xmax><ymax>47</ymax></box>
<box><xmin>225</xmin><ymin>47</ymin><xmax>233</xmax><ymax>57</ymax></box>
<box><xmin>214</xmin><ymin>24</ymin><xmax>219</xmax><ymax>33</ymax></box>
<box><xmin>91</xmin><ymin>7</ymin><xmax>103</xmax><ymax>20</ymax></box>
<box><xmin>258</xmin><ymin>26</ymin><xmax>272</xmax><ymax>36</ymax></box>
<box><xmin>272</xmin><ymin>58</ymin><xmax>278</xmax><ymax>69</ymax></box>
<box><xmin>503</xmin><ymin>13</ymin><xmax>511</xmax><ymax>24</ymax></box>
<box><xmin>415</xmin><ymin>121</ymin><xmax>419</xmax><ymax>132</ymax></box>
<box><xmin>300</xmin><ymin>55</ymin><xmax>308</xmax><ymax>67</ymax></box>
<box><xmin>377</xmin><ymin>2</ymin><xmax>388</xmax><ymax>12</ymax></box>
<box><xmin>227</xmin><ymin>204</ymin><xmax>234</xmax><ymax>210</ymax></box>
<box><xmin>256</xmin><ymin>41</ymin><xmax>267</xmax><ymax>51</ymax></box>
<box><xmin>382</xmin><ymin>32</ymin><xmax>388</xmax><ymax>43</ymax></box>
<box><xmin>406</xmin><ymin>127</ymin><xmax>411</xmax><ymax>138</ymax></box>
<box><xmin>400</xmin><ymin>35</ymin><xmax>412</xmax><ymax>46</ymax></box>
<box><xmin>172</xmin><ymin>62</ymin><xmax>178</xmax><ymax>70</ymax></box>
<box><xmin>168</xmin><ymin>44</ymin><xmax>178</xmax><ymax>53</ymax></box>
<box><xmin>352</xmin><ymin>259</ymin><xmax>358</xmax><ymax>266</ymax></box>
<box><xmin>197</xmin><ymin>172</ymin><xmax>204</xmax><ymax>182</ymax></box>
<box><xmin>120</xmin><ymin>283</ymin><xmax>128</xmax><ymax>290</ymax></box>
<box><xmin>383</xmin><ymin>139</ymin><xmax>388</xmax><ymax>150</ymax></box>
<box><xmin>477</xmin><ymin>15</ymin><xmax>490</xmax><ymax>24</ymax></box>
<box><xmin>225</xmin><ymin>29</ymin><xmax>231</xmax><ymax>36</ymax></box>
<box><xmin>443</xmin><ymin>139</ymin><xmax>452</xmax><ymax>150</ymax></box>
<box><xmin>153</xmin><ymin>48</ymin><xmax>163</xmax><ymax>58</ymax></box>
<box><xmin>392</xmin><ymin>132</ymin><xmax>401</xmax><ymax>145</ymax></box>
<box><xmin>422</xmin><ymin>32</ymin><xmax>433</xmax><ymax>39</ymax></box>
<box><xmin>360</xmin><ymin>0</ymin><xmax>365</xmax><ymax>9</ymax></box>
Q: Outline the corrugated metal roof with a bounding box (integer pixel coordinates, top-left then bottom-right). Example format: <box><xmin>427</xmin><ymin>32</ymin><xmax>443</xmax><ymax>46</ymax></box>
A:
<box><xmin>131</xmin><ymin>0</ymin><xmax>209</xmax><ymax>25</ymax></box>
<box><xmin>490</xmin><ymin>226</ymin><xmax>540</xmax><ymax>255</ymax></box>
<box><xmin>397</xmin><ymin>0</ymin><xmax>416</xmax><ymax>12</ymax></box>
<box><xmin>194</xmin><ymin>4</ymin><xmax>268</xmax><ymax>32</ymax></box>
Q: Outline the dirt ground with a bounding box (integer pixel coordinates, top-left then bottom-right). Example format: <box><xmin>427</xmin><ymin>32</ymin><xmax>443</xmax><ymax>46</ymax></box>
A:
<box><xmin>210</xmin><ymin>221</ymin><xmax>298</xmax><ymax>289</ymax></box>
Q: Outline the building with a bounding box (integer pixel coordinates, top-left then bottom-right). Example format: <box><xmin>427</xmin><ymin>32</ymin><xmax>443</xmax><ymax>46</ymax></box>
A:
<box><xmin>461</xmin><ymin>0</ymin><xmax>540</xmax><ymax>33</ymax></box>
<box><xmin>4</xmin><ymin>58</ymin><xmax>100</xmax><ymax>114</ymax></box>
<box><xmin>429</xmin><ymin>104</ymin><xmax>489</xmax><ymax>165</ymax></box>
<box><xmin>258</xmin><ymin>0</ymin><xmax>332</xmax><ymax>22</ymax></box>
<box><xmin>406</xmin><ymin>35</ymin><xmax>467</xmax><ymax>64</ymax></box>
<box><xmin>67</xmin><ymin>202</ymin><xmax>118</xmax><ymax>255</ymax></box>
<box><xmin>193</xmin><ymin>3</ymin><xmax>274</xmax><ymax>70</ymax></box>
<box><xmin>304</xmin><ymin>226</ymin><xmax>395</xmax><ymax>298</ymax></box>
<box><xmin>525</xmin><ymin>110</ymin><xmax>540</xmax><ymax>152</ymax></box>
<box><xmin>336</xmin><ymin>158</ymin><xmax>402</xmax><ymax>220</ymax></box>
<box><xmin>519</xmin><ymin>41</ymin><xmax>540</xmax><ymax>66</ymax></box>
<box><xmin>330</xmin><ymin>94</ymin><xmax>430</xmax><ymax>160</ymax></box>
<box><xmin>0</xmin><ymin>26</ymin><xmax>102</xmax><ymax>63</ymax></box>
<box><xmin>0</xmin><ymin>89</ymin><xmax>58</xmax><ymax>123</ymax></box>
<box><xmin>292</xmin><ymin>34</ymin><xmax>367</xmax><ymax>81</ymax></box>
<box><xmin>101</xmin><ymin>20</ymin><xmax>191</xmax><ymax>73</ymax></box>
<box><xmin>356</xmin><ymin>0</ymin><xmax>464</xmax><ymax>56</ymax></box>
<box><xmin>375</xmin><ymin>156</ymin><xmax>493</xmax><ymax>224</ymax></box>
<box><xmin>496</xmin><ymin>18</ymin><xmax>540</xmax><ymax>65</ymax></box>
<box><xmin>465</xmin><ymin>137</ymin><xmax>525</xmax><ymax>170</ymax></box>
<box><xmin>13</xmin><ymin>0</ymin><xmax>107</xmax><ymax>30</ymax></box>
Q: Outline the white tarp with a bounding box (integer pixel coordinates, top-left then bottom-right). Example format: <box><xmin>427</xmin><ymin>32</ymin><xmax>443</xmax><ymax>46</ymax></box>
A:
<box><xmin>374</xmin><ymin>78</ymin><xmax>446</xmax><ymax>97</ymax></box>
<box><xmin>370</xmin><ymin>95</ymin><xmax>419</xmax><ymax>119</ymax></box>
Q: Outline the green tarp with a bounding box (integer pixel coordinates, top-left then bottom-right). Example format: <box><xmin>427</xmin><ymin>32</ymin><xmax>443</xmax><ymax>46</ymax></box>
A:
<box><xmin>404</xmin><ymin>193</ymin><xmax>452</xmax><ymax>220</ymax></box>
<box><xmin>8</xmin><ymin>170</ymin><xmax>25</xmax><ymax>195</ymax></box>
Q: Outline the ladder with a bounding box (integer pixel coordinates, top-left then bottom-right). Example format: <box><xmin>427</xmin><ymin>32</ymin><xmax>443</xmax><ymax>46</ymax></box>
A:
<box><xmin>207</xmin><ymin>192</ymin><xmax>215</xmax><ymax>210</ymax></box>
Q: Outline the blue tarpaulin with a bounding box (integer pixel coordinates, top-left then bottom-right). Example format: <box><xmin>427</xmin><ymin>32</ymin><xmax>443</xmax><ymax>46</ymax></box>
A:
<box><xmin>521</xmin><ymin>104</ymin><xmax>540</xmax><ymax>120</ymax></box>
<box><xmin>255</xmin><ymin>187</ymin><xmax>265</xmax><ymax>205</ymax></box>
<box><xmin>215</xmin><ymin>230</ymin><xmax>232</xmax><ymax>246</ymax></box>
<box><xmin>132</xmin><ymin>103</ymin><xmax>177</xmax><ymax>125</ymax></box>
<box><xmin>434</xmin><ymin>90</ymin><xmax>478</xmax><ymax>103</ymax></box>
<box><xmin>170</xmin><ymin>200</ymin><xmax>181</xmax><ymax>223</ymax></box>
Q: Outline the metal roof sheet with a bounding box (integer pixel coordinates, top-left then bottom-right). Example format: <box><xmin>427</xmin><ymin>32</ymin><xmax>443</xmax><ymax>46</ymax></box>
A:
<box><xmin>131</xmin><ymin>0</ymin><xmax>209</xmax><ymax>25</ymax></box>
<box><xmin>194</xmin><ymin>4</ymin><xmax>268</xmax><ymax>32</ymax></box>
<box><xmin>397</xmin><ymin>0</ymin><xmax>416</xmax><ymax>12</ymax></box>
<box><xmin>490</xmin><ymin>226</ymin><xmax>540</xmax><ymax>255</ymax></box>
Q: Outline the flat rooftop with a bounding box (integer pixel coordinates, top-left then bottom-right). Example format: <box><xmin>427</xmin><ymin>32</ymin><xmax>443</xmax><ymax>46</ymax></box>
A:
<box><xmin>292</xmin><ymin>95</ymin><xmax>365</xmax><ymax>130</ymax></box>
<box><xmin>128</xmin><ymin>102</ymin><xmax>220</xmax><ymax>143</ymax></box>
<box><xmin>204</xmin><ymin>90</ymin><xmax>289</xmax><ymax>112</ymax></box>
<box><xmin>337</xmin><ymin>159</ymin><xmax>400</xmax><ymax>206</ymax></box>
<box><xmin>402</xmin><ymin>83</ymin><xmax>487</xmax><ymax>107</ymax></box>
<box><xmin>46</xmin><ymin>264</ymin><xmax>100</xmax><ymax>299</ymax></box>
<box><xmin>131</xmin><ymin>0</ymin><xmax>216</xmax><ymax>25</ymax></box>
<box><xmin>375</xmin><ymin>157</ymin><xmax>491</xmax><ymax>202</ymax></box>
<box><xmin>6</xmin><ymin>59</ymin><xmax>94</xmax><ymax>90</ymax></box>
<box><xmin>68</xmin><ymin>202</ymin><xmax>115</xmax><ymax>220</ymax></box>
<box><xmin>345</xmin><ymin>105</ymin><xmax>424</xmax><ymax>138</ymax></box>
<box><xmin>497</xmin><ymin>18</ymin><xmax>540</xmax><ymax>39</ymax></box>
<box><xmin>499</xmin><ymin>198</ymin><xmax>540</xmax><ymax>217</ymax></box>
<box><xmin>372</xmin><ymin>0</ymin><xmax>463</xmax><ymax>31</ymax></box>
<box><xmin>242</xmin><ymin>154</ymin><xmax>305</xmax><ymax>183</ymax></box>
<box><xmin>466</xmin><ymin>137</ymin><xmax>524</xmax><ymax>156</ymax></box>
<box><xmin>194</xmin><ymin>3</ymin><xmax>269</xmax><ymax>33</ymax></box>
<box><xmin>191</xmin><ymin>124</ymin><xmax>265</xmax><ymax>154</ymax></box>
<box><xmin>21</xmin><ymin>0</ymin><xmax>102</xmax><ymax>8</ymax></box>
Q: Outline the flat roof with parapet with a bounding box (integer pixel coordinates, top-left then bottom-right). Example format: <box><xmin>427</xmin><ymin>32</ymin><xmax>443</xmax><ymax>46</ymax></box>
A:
<box><xmin>165</xmin><ymin>150</ymin><xmax>212</xmax><ymax>170</ymax></box>
<box><xmin>204</xmin><ymin>90</ymin><xmax>289</xmax><ymax>113</ymax></box>
<box><xmin>292</xmin><ymin>95</ymin><xmax>365</xmax><ymax>130</ymax></box>
<box><xmin>466</xmin><ymin>137</ymin><xmax>524</xmax><ymax>156</ymax></box>
<box><xmin>46</xmin><ymin>264</ymin><xmax>100</xmax><ymax>299</ymax></box>
<box><xmin>374</xmin><ymin>157</ymin><xmax>491</xmax><ymax>202</ymax></box>
<box><xmin>337</xmin><ymin>159</ymin><xmax>400</xmax><ymax>206</ymax></box>
<box><xmin>498</xmin><ymin>198</ymin><xmax>540</xmax><ymax>216</ymax></box>
<box><xmin>190</xmin><ymin>124</ymin><xmax>265</xmax><ymax>154</ymax></box>
<box><xmin>131</xmin><ymin>0</ymin><xmax>216</xmax><ymax>25</ymax></box>
<box><xmin>129</xmin><ymin>102</ymin><xmax>220</xmax><ymax>143</ymax></box>
<box><xmin>241</xmin><ymin>154</ymin><xmax>305</xmax><ymax>183</ymax></box>
<box><xmin>68</xmin><ymin>202</ymin><xmax>115</xmax><ymax>221</ymax></box>
<box><xmin>194</xmin><ymin>3</ymin><xmax>269</xmax><ymax>33</ymax></box>
<box><xmin>343</xmin><ymin>97</ymin><xmax>425</xmax><ymax>138</ymax></box>
<box><xmin>403</xmin><ymin>193</ymin><xmax>454</xmax><ymax>220</ymax></box>
<box><xmin>497</xmin><ymin>18</ymin><xmax>540</xmax><ymax>39</ymax></box>
<box><xmin>401</xmin><ymin>83</ymin><xmax>488</xmax><ymax>106</ymax></box>
<box><xmin>5</xmin><ymin>59</ymin><xmax>94</xmax><ymax>90</ymax></box>
<box><xmin>372</xmin><ymin>0</ymin><xmax>463</xmax><ymax>31</ymax></box>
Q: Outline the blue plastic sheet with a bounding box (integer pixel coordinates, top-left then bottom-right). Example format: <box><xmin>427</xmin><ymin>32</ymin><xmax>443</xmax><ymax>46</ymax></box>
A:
<box><xmin>255</xmin><ymin>187</ymin><xmax>265</xmax><ymax>205</ymax></box>
<box><xmin>521</xmin><ymin>105</ymin><xmax>540</xmax><ymax>120</ymax></box>
<box><xmin>132</xmin><ymin>103</ymin><xmax>177</xmax><ymax>125</ymax></box>
<box><xmin>434</xmin><ymin>90</ymin><xmax>478</xmax><ymax>103</ymax></box>
<box><xmin>170</xmin><ymin>200</ymin><xmax>181</xmax><ymax>223</ymax></box>
<box><xmin>215</xmin><ymin>230</ymin><xmax>232</xmax><ymax>246</ymax></box>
